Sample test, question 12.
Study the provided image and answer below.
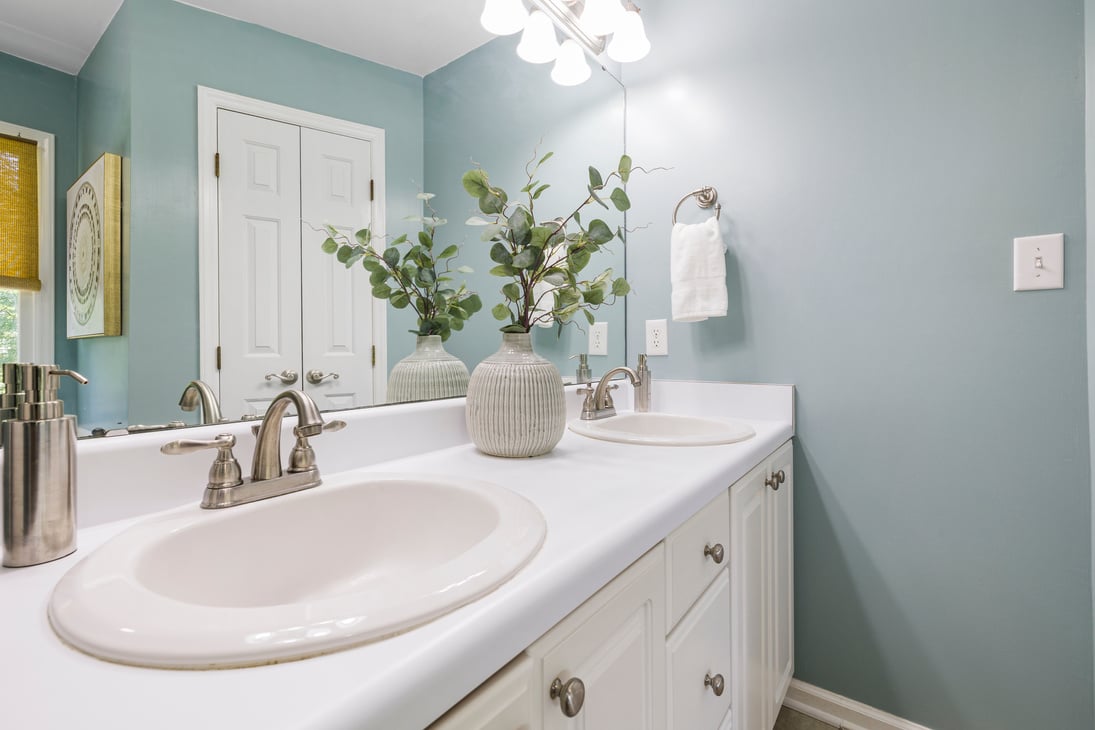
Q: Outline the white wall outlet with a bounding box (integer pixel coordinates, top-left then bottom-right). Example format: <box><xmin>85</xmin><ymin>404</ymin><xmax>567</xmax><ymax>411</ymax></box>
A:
<box><xmin>1013</xmin><ymin>233</ymin><xmax>1064</xmax><ymax>291</ymax></box>
<box><xmin>589</xmin><ymin>321</ymin><xmax>608</xmax><ymax>356</ymax></box>
<box><xmin>646</xmin><ymin>319</ymin><xmax>668</xmax><ymax>356</ymax></box>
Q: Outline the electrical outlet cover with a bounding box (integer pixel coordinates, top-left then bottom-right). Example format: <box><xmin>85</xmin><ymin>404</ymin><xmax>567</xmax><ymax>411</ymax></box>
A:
<box><xmin>589</xmin><ymin>322</ymin><xmax>608</xmax><ymax>356</ymax></box>
<box><xmin>646</xmin><ymin>319</ymin><xmax>668</xmax><ymax>356</ymax></box>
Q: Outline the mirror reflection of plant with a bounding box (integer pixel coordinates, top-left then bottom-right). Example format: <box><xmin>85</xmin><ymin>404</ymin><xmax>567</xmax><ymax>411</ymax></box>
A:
<box><xmin>462</xmin><ymin>151</ymin><xmax>634</xmax><ymax>334</ymax></box>
<box><xmin>320</xmin><ymin>193</ymin><xmax>482</xmax><ymax>342</ymax></box>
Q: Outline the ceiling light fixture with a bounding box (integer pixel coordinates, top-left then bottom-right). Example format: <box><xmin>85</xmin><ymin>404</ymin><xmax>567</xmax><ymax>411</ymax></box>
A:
<box><xmin>481</xmin><ymin>0</ymin><xmax>650</xmax><ymax>86</ymax></box>
<box><xmin>551</xmin><ymin>39</ymin><xmax>592</xmax><ymax>86</ymax></box>
<box><xmin>480</xmin><ymin>0</ymin><xmax>528</xmax><ymax>36</ymax></box>
<box><xmin>516</xmin><ymin>10</ymin><xmax>560</xmax><ymax>64</ymax></box>
<box><xmin>606</xmin><ymin>3</ymin><xmax>650</xmax><ymax>62</ymax></box>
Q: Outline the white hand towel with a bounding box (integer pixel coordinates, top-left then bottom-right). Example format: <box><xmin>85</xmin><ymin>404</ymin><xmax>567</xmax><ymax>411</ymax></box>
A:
<box><xmin>671</xmin><ymin>215</ymin><xmax>727</xmax><ymax>322</ymax></box>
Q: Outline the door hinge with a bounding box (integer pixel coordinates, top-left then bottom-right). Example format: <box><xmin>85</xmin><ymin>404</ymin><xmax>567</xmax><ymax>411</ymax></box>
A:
<box><xmin>370</xmin><ymin>179</ymin><xmax>374</xmax><ymax>201</ymax></box>
<box><xmin>214</xmin><ymin>152</ymin><xmax>220</xmax><ymax>178</ymax></box>
<box><xmin>371</xmin><ymin>345</ymin><xmax>376</xmax><ymax>367</ymax></box>
<box><xmin>215</xmin><ymin>346</ymin><xmax>221</xmax><ymax>370</ymax></box>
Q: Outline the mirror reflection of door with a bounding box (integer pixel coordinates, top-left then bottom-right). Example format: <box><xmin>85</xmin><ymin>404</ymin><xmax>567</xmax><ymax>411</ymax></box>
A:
<box><xmin>215</xmin><ymin>108</ymin><xmax>379</xmax><ymax>418</ymax></box>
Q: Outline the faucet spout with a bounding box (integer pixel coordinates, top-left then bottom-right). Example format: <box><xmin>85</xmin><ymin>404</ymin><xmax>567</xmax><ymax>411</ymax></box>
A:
<box><xmin>178</xmin><ymin>380</ymin><xmax>222</xmax><ymax>425</ymax></box>
<box><xmin>251</xmin><ymin>390</ymin><xmax>324</xmax><ymax>481</ymax></box>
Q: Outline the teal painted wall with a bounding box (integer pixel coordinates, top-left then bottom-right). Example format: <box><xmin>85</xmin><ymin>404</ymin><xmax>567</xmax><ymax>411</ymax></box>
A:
<box><xmin>423</xmin><ymin>35</ymin><xmax>626</xmax><ymax>375</ymax></box>
<box><xmin>0</xmin><ymin>52</ymin><xmax>78</xmax><ymax>405</ymax></box>
<box><xmin>625</xmin><ymin>1</ymin><xmax>1092</xmax><ymax>728</ymax></box>
<box><xmin>74</xmin><ymin>1</ymin><xmax>134</xmax><ymax>429</ymax></box>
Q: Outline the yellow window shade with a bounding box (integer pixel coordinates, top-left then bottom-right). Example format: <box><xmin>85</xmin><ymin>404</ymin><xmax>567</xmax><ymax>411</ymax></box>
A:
<box><xmin>0</xmin><ymin>134</ymin><xmax>41</xmax><ymax>292</ymax></box>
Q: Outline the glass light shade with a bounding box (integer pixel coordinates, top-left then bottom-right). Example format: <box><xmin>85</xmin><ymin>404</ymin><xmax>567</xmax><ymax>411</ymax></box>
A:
<box><xmin>480</xmin><ymin>0</ymin><xmax>527</xmax><ymax>35</ymax></box>
<box><xmin>606</xmin><ymin>9</ymin><xmax>650</xmax><ymax>62</ymax></box>
<box><xmin>579</xmin><ymin>0</ymin><xmax>625</xmax><ymax>36</ymax></box>
<box><xmin>551</xmin><ymin>39</ymin><xmax>592</xmax><ymax>86</ymax></box>
<box><xmin>516</xmin><ymin>10</ymin><xmax>559</xmax><ymax>64</ymax></box>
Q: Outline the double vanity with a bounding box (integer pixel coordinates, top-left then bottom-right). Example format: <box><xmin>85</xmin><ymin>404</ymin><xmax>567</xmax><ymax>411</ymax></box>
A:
<box><xmin>0</xmin><ymin>379</ymin><xmax>793</xmax><ymax>729</ymax></box>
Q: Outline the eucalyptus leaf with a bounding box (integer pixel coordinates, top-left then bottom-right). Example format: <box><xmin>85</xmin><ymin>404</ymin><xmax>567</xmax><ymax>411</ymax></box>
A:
<box><xmin>369</xmin><ymin>268</ymin><xmax>388</xmax><ymax>286</ymax></box>
<box><xmin>321</xmin><ymin>237</ymin><xmax>338</xmax><ymax>254</ymax></box>
<box><xmin>438</xmin><ymin>244</ymin><xmax>459</xmax><ymax>259</ymax></box>
<box><xmin>462</xmin><ymin>169</ymin><xmax>489</xmax><ymax>198</ymax></box>
<box><xmin>618</xmin><ymin>154</ymin><xmax>632</xmax><ymax>182</ymax></box>
<box><xmin>336</xmin><ymin>245</ymin><xmax>354</xmax><ymax>264</ymax></box>
<box><xmin>610</xmin><ymin>187</ymin><xmax>630</xmax><ymax>212</ymax></box>
<box><xmin>490</xmin><ymin>242</ymin><xmax>513</xmax><ymax>265</ymax></box>
<box><xmin>354</xmin><ymin>228</ymin><xmax>371</xmax><ymax>246</ymax></box>
<box><xmin>456</xmin><ymin>265</ymin><xmax>474</xmax><ymax>274</ymax></box>
<box><xmin>583</xmin><ymin>309</ymin><xmax>596</xmax><ymax>325</ymax></box>
<box><xmin>389</xmin><ymin>291</ymin><xmax>409</xmax><ymax>309</ymax></box>
<box><xmin>382</xmin><ymin>247</ymin><xmax>400</xmax><ymax>269</ymax></box>
<box><xmin>481</xmin><ymin>224</ymin><xmax>504</xmax><ymax>242</ymax></box>
<box><xmin>588</xmin><ymin>166</ymin><xmax>603</xmax><ymax>189</ymax></box>
<box><xmin>512</xmin><ymin>247</ymin><xmax>538</xmax><ymax>270</ymax></box>
<box><xmin>416</xmin><ymin>192</ymin><xmax>436</xmax><ymax>200</ymax></box>
<box><xmin>588</xmin><ymin>186</ymin><xmax>609</xmax><ymax>210</ymax></box>
<box><xmin>612</xmin><ymin>278</ymin><xmax>631</xmax><ymax>296</ymax></box>
<box><xmin>587</xmin><ymin>219</ymin><xmax>614</xmax><ymax>245</ymax></box>
<box><xmin>502</xmin><ymin>282</ymin><xmax>521</xmax><ymax>302</ymax></box>
<box><xmin>465</xmin><ymin>215</ymin><xmax>492</xmax><ymax>226</ymax></box>
<box><xmin>500</xmin><ymin>324</ymin><xmax>527</xmax><ymax>334</ymax></box>
<box><xmin>491</xmin><ymin>303</ymin><xmax>510</xmax><ymax>321</ymax></box>
<box><xmin>532</xmin><ymin>183</ymin><xmax>550</xmax><ymax>200</ymax></box>
<box><xmin>489</xmin><ymin>264</ymin><xmax>518</xmax><ymax>277</ymax></box>
<box><xmin>372</xmin><ymin>284</ymin><xmax>392</xmax><ymax>299</ymax></box>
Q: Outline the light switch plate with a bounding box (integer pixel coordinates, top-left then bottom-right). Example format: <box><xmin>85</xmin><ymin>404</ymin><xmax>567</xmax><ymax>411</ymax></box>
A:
<box><xmin>1013</xmin><ymin>233</ymin><xmax>1064</xmax><ymax>291</ymax></box>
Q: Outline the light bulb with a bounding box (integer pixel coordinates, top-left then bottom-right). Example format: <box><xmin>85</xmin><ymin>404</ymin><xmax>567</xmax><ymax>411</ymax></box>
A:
<box><xmin>516</xmin><ymin>10</ymin><xmax>559</xmax><ymax>64</ymax></box>
<box><xmin>551</xmin><ymin>40</ymin><xmax>592</xmax><ymax>86</ymax></box>
<box><xmin>606</xmin><ymin>8</ymin><xmax>650</xmax><ymax>62</ymax></box>
<box><xmin>480</xmin><ymin>0</ymin><xmax>527</xmax><ymax>36</ymax></box>
<box><xmin>579</xmin><ymin>0</ymin><xmax>625</xmax><ymax>37</ymax></box>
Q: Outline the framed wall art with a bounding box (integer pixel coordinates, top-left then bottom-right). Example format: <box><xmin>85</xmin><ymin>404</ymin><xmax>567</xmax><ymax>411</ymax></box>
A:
<box><xmin>66</xmin><ymin>152</ymin><xmax>121</xmax><ymax>338</ymax></box>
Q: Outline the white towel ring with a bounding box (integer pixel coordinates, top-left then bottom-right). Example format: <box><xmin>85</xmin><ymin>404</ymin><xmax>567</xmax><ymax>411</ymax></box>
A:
<box><xmin>672</xmin><ymin>186</ymin><xmax>721</xmax><ymax>224</ymax></box>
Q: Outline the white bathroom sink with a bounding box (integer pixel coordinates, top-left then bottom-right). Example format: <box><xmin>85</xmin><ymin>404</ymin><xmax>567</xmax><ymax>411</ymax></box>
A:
<box><xmin>48</xmin><ymin>473</ymin><xmax>546</xmax><ymax>669</ymax></box>
<box><xmin>569</xmin><ymin>411</ymin><xmax>756</xmax><ymax>446</ymax></box>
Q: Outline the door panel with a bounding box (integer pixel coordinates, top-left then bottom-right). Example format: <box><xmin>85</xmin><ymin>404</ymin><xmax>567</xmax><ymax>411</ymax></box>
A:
<box><xmin>300</xmin><ymin>127</ymin><xmax>376</xmax><ymax>409</ymax></box>
<box><xmin>217</xmin><ymin>110</ymin><xmax>302</xmax><ymax>419</ymax></box>
<box><xmin>731</xmin><ymin>467</ymin><xmax>767</xmax><ymax>730</ymax></box>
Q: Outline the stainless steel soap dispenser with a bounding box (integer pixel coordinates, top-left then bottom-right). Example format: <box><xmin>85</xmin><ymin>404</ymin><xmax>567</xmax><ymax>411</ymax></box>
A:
<box><xmin>2</xmin><ymin>364</ymin><xmax>88</xmax><ymax>567</ymax></box>
<box><xmin>0</xmin><ymin>363</ymin><xmax>27</xmax><ymax>448</ymax></box>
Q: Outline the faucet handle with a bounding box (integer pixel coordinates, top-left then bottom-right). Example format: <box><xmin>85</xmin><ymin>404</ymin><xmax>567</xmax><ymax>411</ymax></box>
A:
<box><xmin>161</xmin><ymin>433</ymin><xmax>244</xmax><ymax>490</ymax></box>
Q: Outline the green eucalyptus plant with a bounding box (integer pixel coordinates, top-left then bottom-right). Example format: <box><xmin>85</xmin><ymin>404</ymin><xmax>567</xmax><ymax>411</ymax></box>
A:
<box><xmin>462</xmin><ymin>151</ymin><xmax>633</xmax><ymax>334</ymax></box>
<box><xmin>320</xmin><ymin>193</ymin><xmax>482</xmax><ymax>342</ymax></box>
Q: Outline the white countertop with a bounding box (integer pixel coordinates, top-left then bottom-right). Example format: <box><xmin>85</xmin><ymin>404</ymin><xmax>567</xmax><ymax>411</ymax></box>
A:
<box><xmin>0</xmin><ymin>380</ymin><xmax>793</xmax><ymax>729</ymax></box>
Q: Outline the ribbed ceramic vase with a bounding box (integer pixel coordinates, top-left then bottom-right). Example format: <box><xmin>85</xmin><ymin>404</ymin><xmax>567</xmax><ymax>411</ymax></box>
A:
<box><xmin>386</xmin><ymin>335</ymin><xmax>470</xmax><ymax>404</ymax></box>
<box><xmin>465</xmin><ymin>332</ymin><xmax>566</xmax><ymax>458</ymax></box>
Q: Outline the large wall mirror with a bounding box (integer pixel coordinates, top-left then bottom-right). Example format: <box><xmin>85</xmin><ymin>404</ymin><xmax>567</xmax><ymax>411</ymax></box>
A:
<box><xmin>5</xmin><ymin>0</ymin><xmax>627</xmax><ymax>434</ymax></box>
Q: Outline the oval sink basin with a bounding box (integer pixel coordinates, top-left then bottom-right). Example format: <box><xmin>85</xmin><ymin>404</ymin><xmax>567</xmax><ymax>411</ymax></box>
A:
<box><xmin>48</xmin><ymin>473</ymin><xmax>546</xmax><ymax>669</ymax></box>
<box><xmin>569</xmin><ymin>412</ymin><xmax>755</xmax><ymax>446</ymax></box>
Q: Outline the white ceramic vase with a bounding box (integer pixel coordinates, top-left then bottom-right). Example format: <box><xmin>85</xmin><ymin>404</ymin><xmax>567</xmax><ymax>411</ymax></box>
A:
<box><xmin>465</xmin><ymin>332</ymin><xmax>566</xmax><ymax>458</ymax></box>
<box><xmin>386</xmin><ymin>335</ymin><xmax>470</xmax><ymax>404</ymax></box>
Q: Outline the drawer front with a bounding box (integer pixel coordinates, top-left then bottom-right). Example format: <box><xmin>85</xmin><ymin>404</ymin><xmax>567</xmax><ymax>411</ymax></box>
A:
<box><xmin>667</xmin><ymin>570</ymin><xmax>732</xmax><ymax>730</ymax></box>
<box><xmin>666</xmin><ymin>489</ymin><xmax>730</xmax><ymax>629</ymax></box>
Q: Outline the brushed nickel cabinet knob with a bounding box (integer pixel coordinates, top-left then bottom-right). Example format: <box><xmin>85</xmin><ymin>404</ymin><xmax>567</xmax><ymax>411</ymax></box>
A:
<box><xmin>705</xmin><ymin>672</ymin><xmax>725</xmax><ymax>697</ymax></box>
<box><xmin>549</xmin><ymin>676</ymin><xmax>586</xmax><ymax>717</ymax></box>
<box><xmin>703</xmin><ymin>543</ymin><xmax>725</xmax><ymax>564</ymax></box>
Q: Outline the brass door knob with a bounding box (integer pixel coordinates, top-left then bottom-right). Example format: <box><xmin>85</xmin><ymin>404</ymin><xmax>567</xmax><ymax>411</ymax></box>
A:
<box><xmin>549</xmin><ymin>676</ymin><xmax>586</xmax><ymax>717</ymax></box>
<box><xmin>705</xmin><ymin>672</ymin><xmax>725</xmax><ymax>697</ymax></box>
<box><xmin>703</xmin><ymin>543</ymin><xmax>725</xmax><ymax>564</ymax></box>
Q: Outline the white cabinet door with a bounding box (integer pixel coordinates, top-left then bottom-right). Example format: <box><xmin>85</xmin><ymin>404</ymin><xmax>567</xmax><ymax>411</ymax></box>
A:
<box><xmin>217</xmin><ymin>110</ymin><xmax>302</xmax><ymax>418</ymax></box>
<box><xmin>217</xmin><ymin>114</ymin><xmax>380</xmax><ymax>418</ymax></box>
<box><xmin>667</xmin><ymin>570</ymin><xmax>732</xmax><ymax>730</ymax></box>
<box><xmin>766</xmin><ymin>441</ymin><xmax>794</xmax><ymax>724</ymax></box>
<box><xmin>300</xmin><ymin>128</ymin><xmax>377</xmax><ymax>410</ymax></box>
<box><xmin>429</xmin><ymin>655</ymin><xmax>534</xmax><ymax>730</ymax></box>
<box><xmin>730</xmin><ymin>463</ymin><xmax>768</xmax><ymax>730</ymax></box>
<box><xmin>529</xmin><ymin>546</ymin><xmax>666</xmax><ymax>730</ymax></box>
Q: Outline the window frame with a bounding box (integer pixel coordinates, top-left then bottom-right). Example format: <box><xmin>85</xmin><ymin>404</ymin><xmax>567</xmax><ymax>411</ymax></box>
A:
<box><xmin>0</xmin><ymin>120</ymin><xmax>54</xmax><ymax>364</ymax></box>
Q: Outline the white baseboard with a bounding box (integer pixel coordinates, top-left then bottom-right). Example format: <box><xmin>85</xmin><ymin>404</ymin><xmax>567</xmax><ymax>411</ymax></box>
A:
<box><xmin>784</xmin><ymin>680</ymin><xmax>933</xmax><ymax>730</ymax></box>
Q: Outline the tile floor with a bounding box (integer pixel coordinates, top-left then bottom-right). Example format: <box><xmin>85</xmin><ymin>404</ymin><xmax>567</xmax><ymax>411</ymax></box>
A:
<box><xmin>774</xmin><ymin>706</ymin><xmax>839</xmax><ymax>730</ymax></box>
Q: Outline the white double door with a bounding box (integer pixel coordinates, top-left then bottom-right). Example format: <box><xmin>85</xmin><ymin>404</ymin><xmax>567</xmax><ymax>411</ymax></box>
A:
<box><xmin>216</xmin><ymin>109</ymin><xmax>378</xmax><ymax>418</ymax></box>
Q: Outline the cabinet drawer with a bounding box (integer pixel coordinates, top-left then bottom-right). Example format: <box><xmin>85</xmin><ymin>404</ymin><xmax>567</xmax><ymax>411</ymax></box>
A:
<box><xmin>429</xmin><ymin>655</ymin><xmax>533</xmax><ymax>730</ymax></box>
<box><xmin>666</xmin><ymin>489</ymin><xmax>730</xmax><ymax>629</ymax></box>
<box><xmin>667</xmin><ymin>570</ymin><xmax>732</xmax><ymax>730</ymax></box>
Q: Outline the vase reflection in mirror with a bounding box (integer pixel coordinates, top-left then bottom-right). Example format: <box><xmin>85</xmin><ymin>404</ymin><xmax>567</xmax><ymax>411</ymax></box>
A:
<box><xmin>387</xmin><ymin>335</ymin><xmax>470</xmax><ymax>404</ymax></box>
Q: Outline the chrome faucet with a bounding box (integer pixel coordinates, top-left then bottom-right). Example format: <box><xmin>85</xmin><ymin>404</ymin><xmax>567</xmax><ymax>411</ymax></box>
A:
<box><xmin>161</xmin><ymin>390</ymin><xmax>345</xmax><ymax>508</ymax></box>
<box><xmin>178</xmin><ymin>380</ymin><xmax>223</xmax><ymax>424</ymax></box>
<box><xmin>580</xmin><ymin>354</ymin><xmax>651</xmax><ymax>420</ymax></box>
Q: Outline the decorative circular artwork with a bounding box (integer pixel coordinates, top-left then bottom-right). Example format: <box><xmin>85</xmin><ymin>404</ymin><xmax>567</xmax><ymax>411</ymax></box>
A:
<box><xmin>67</xmin><ymin>182</ymin><xmax>102</xmax><ymax>326</ymax></box>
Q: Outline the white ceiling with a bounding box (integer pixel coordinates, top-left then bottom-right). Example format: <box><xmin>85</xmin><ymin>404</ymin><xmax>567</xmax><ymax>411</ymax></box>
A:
<box><xmin>0</xmin><ymin>0</ymin><xmax>494</xmax><ymax>76</ymax></box>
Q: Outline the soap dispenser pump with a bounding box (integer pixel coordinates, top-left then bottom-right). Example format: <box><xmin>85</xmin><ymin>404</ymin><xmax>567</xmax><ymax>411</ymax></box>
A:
<box><xmin>0</xmin><ymin>363</ymin><xmax>27</xmax><ymax>447</ymax></box>
<box><xmin>570</xmin><ymin>353</ymin><xmax>592</xmax><ymax>384</ymax></box>
<box><xmin>2</xmin><ymin>364</ymin><xmax>88</xmax><ymax>567</ymax></box>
